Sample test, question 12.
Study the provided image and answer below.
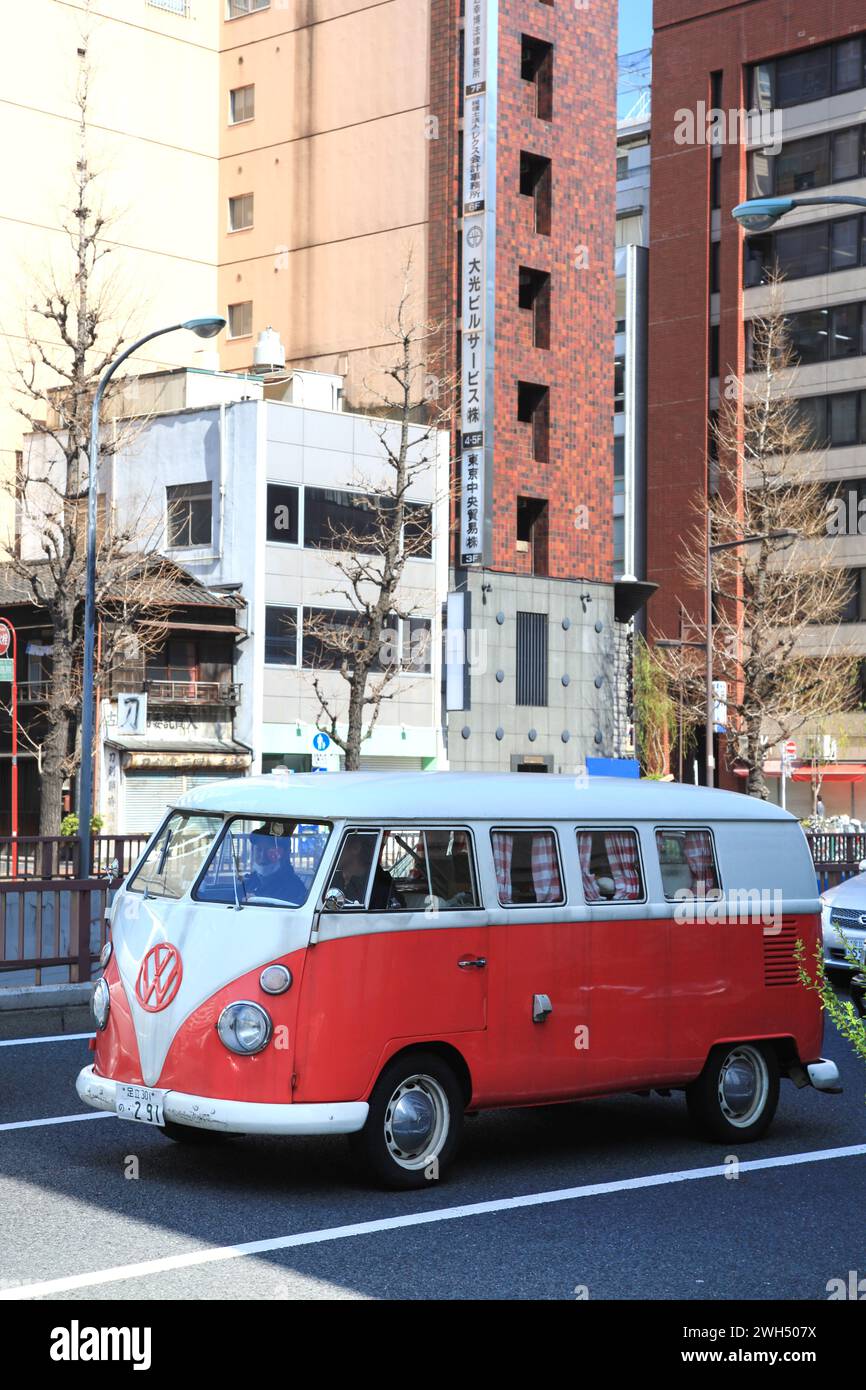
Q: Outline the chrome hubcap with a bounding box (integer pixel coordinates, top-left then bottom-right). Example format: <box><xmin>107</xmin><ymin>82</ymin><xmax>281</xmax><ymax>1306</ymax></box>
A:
<box><xmin>384</xmin><ymin>1074</ymin><xmax>449</xmax><ymax>1171</ymax></box>
<box><xmin>717</xmin><ymin>1045</ymin><xmax>769</xmax><ymax>1128</ymax></box>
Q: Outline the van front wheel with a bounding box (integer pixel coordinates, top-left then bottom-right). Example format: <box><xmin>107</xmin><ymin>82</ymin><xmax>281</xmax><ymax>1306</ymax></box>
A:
<box><xmin>349</xmin><ymin>1051</ymin><xmax>465</xmax><ymax>1189</ymax></box>
<box><xmin>686</xmin><ymin>1042</ymin><xmax>779</xmax><ymax>1143</ymax></box>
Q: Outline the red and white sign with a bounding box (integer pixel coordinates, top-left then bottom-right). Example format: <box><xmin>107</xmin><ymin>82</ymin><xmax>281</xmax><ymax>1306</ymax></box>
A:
<box><xmin>783</xmin><ymin>740</ymin><xmax>797</xmax><ymax>759</ymax></box>
<box><xmin>0</xmin><ymin>627</ymin><xmax>10</xmax><ymax>656</ymax></box>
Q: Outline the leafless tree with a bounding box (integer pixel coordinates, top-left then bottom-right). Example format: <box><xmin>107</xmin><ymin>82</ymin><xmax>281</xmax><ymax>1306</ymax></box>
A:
<box><xmin>4</xmin><ymin>50</ymin><xmax>177</xmax><ymax>834</ymax></box>
<box><xmin>658</xmin><ymin>281</ymin><xmax>858</xmax><ymax>799</ymax></box>
<box><xmin>303</xmin><ymin>273</ymin><xmax>454</xmax><ymax>770</ymax></box>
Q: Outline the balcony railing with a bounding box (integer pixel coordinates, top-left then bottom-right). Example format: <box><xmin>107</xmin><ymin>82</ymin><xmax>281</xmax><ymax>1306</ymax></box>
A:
<box><xmin>19</xmin><ymin>673</ymin><xmax>241</xmax><ymax>708</ymax></box>
<box><xmin>109</xmin><ymin>667</ymin><xmax>241</xmax><ymax>707</ymax></box>
<box><xmin>145</xmin><ymin>678</ymin><xmax>242</xmax><ymax>707</ymax></box>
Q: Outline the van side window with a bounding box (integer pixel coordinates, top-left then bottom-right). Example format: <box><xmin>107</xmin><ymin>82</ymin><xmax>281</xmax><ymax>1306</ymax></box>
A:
<box><xmin>577</xmin><ymin>829</ymin><xmax>644</xmax><ymax>903</ymax></box>
<box><xmin>326</xmin><ymin>830</ymin><xmax>379</xmax><ymax>908</ymax></box>
<box><xmin>655</xmin><ymin>829</ymin><xmax>720</xmax><ymax>900</ymax></box>
<box><xmin>491</xmin><ymin>829</ymin><xmax>564</xmax><ymax>905</ymax></box>
<box><xmin>327</xmin><ymin>828</ymin><xmax>480</xmax><ymax>912</ymax></box>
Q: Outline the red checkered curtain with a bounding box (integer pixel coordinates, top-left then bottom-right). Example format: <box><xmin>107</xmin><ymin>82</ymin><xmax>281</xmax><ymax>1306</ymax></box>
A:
<box><xmin>492</xmin><ymin>832</ymin><xmax>514</xmax><ymax>903</ymax></box>
<box><xmin>604</xmin><ymin>831</ymin><xmax>642</xmax><ymax>900</ymax></box>
<box><xmin>531</xmin><ymin>833</ymin><xmax>562</xmax><ymax>904</ymax></box>
<box><xmin>683</xmin><ymin>831</ymin><xmax>716</xmax><ymax>894</ymax></box>
<box><xmin>577</xmin><ymin>832</ymin><xmax>602</xmax><ymax>902</ymax></box>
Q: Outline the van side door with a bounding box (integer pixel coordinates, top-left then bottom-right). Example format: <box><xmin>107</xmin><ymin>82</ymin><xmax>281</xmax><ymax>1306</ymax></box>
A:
<box><xmin>293</xmin><ymin>826</ymin><xmax>489</xmax><ymax>1105</ymax></box>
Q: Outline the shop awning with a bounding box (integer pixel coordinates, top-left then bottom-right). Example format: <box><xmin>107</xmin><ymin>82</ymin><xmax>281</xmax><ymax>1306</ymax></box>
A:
<box><xmin>734</xmin><ymin>762</ymin><xmax>866</xmax><ymax>783</ymax></box>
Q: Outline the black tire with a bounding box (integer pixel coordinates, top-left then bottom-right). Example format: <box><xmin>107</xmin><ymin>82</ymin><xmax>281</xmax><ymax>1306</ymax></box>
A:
<box><xmin>686</xmin><ymin>1041</ymin><xmax>779</xmax><ymax>1143</ymax></box>
<box><xmin>159</xmin><ymin>1120</ymin><xmax>234</xmax><ymax>1146</ymax></box>
<box><xmin>348</xmin><ymin>1050</ymin><xmax>465</xmax><ymax>1190</ymax></box>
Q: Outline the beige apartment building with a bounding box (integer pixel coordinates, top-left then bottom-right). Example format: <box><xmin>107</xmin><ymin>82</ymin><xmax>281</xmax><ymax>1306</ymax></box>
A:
<box><xmin>0</xmin><ymin>0</ymin><xmax>438</xmax><ymax>538</ymax></box>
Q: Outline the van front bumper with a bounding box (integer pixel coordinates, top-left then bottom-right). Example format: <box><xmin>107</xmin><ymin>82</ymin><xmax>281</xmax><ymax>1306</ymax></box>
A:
<box><xmin>76</xmin><ymin>1065</ymin><xmax>369</xmax><ymax>1136</ymax></box>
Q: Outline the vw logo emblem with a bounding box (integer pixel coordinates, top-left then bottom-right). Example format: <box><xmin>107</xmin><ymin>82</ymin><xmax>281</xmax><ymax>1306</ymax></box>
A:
<box><xmin>858</xmin><ymin>914</ymin><xmax>866</xmax><ymax>926</ymax></box>
<box><xmin>135</xmin><ymin>943</ymin><xmax>183</xmax><ymax>1013</ymax></box>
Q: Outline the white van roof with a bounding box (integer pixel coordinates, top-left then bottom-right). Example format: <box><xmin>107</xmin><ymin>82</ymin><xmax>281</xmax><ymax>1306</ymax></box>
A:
<box><xmin>174</xmin><ymin>772</ymin><xmax>797</xmax><ymax>824</ymax></box>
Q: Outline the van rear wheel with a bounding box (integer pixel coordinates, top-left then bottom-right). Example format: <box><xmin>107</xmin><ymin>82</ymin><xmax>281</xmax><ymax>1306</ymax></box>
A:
<box><xmin>349</xmin><ymin>1051</ymin><xmax>464</xmax><ymax>1190</ymax></box>
<box><xmin>686</xmin><ymin>1042</ymin><xmax>779</xmax><ymax>1143</ymax></box>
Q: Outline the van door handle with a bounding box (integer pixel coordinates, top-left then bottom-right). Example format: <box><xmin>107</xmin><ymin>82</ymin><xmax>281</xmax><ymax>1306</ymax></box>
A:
<box><xmin>458</xmin><ymin>955</ymin><xmax>487</xmax><ymax>970</ymax></box>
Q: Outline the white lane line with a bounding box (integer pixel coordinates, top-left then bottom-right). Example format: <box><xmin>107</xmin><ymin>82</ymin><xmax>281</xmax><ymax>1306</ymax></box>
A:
<box><xmin>3</xmin><ymin>1141</ymin><xmax>865</xmax><ymax>1300</ymax></box>
<box><xmin>0</xmin><ymin>1112</ymin><xmax>114</xmax><ymax>1132</ymax></box>
<box><xmin>0</xmin><ymin>1033</ymin><xmax>94</xmax><ymax>1048</ymax></box>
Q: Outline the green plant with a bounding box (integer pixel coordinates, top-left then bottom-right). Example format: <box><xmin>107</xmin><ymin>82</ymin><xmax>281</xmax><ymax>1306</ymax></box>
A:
<box><xmin>60</xmin><ymin>813</ymin><xmax>104</xmax><ymax>837</ymax></box>
<box><xmin>795</xmin><ymin>935</ymin><xmax>866</xmax><ymax>1080</ymax></box>
<box><xmin>633</xmin><ymin>633</ymin><xmax>676</xmax><ymax>778</ymax></box>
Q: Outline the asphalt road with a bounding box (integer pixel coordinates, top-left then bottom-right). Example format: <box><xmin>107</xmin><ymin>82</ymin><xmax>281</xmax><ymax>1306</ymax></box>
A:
<box><xmin>1</xmin><ymin>1002</ymin><xmax>865</xmax><ymax>1302</ymax></box>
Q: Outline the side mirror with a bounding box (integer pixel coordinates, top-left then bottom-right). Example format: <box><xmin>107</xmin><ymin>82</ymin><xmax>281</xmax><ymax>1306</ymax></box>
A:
<box><xmin>104</xmin><ymin>858</ymin><xmax>120</xmax><ymax>882</ymax></box>
<box><xmin>323</xmin><ymin>887</ymin><xmax>345</xmax><ymax>913</ymax></box>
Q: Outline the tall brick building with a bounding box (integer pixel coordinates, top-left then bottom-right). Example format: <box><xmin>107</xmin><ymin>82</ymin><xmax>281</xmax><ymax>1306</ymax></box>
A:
<box><xmin>218</xmin><ymin>0</ymin><xmax>624</xmax><ymax>772</ymax></box>
<box><xmin>648</xmin><ymin>0</ymin><xmax>866</xmax><ymax>795</ymax></box>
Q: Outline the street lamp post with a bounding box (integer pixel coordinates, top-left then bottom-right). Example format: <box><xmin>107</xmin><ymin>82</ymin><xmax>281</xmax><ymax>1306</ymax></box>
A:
<box><xmin>732</xmin><ymin>194</ymin><xmax>866</xmax><ymax>233</ymax></box>
<box><xmin>77</xmin><ymin>317</ymin><xmax>225</xmax><ymax>877</ymax></box>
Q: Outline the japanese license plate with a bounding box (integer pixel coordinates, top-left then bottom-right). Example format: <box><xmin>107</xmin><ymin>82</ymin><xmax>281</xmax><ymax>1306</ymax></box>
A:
<box><xmin>116</xmin><ymin>1083</ymin><xmax>166</xmax><ymax>1127</ymax></box>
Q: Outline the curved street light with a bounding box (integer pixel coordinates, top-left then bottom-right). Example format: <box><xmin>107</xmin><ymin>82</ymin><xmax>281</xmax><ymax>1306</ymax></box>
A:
<box><xmin>78</xmin><ymin>317</ymin><xmax>226</xmax><ymax>876</ymax></box>
<box><xmin>733</xmin><ymin>194</ymin><xmax>866</xmax><ymax>233</ymax></box>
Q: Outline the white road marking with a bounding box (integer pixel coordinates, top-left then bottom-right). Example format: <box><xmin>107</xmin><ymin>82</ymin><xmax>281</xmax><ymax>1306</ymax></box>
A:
<box><xmin>0</xmin><ymin>1033</ymin><xmax>94</xmax><ymax>1048</ymax></box>
<box><xmin>2</xmin><ymin>1142</ymin><xmax>865</xmax><ymax>1299</ymax></box>
<box><xmin>0</xmin><ymin>1112</ymin><xmax>114</xmax><ymax>1132</ymax></box>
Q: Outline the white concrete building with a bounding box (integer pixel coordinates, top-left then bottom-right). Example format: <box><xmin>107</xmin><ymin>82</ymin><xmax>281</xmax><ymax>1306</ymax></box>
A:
<box><xmin>20</xmin><ymin>368</ymin><xmax>450</xmax><ymax>829</ymax></box>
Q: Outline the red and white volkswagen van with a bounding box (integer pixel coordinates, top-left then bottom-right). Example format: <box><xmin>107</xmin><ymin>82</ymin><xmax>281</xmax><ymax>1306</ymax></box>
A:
<box><xmin>77</xmin><ymin>772</ymin><xmax>840</xmax><ymax>1188</ymax></box>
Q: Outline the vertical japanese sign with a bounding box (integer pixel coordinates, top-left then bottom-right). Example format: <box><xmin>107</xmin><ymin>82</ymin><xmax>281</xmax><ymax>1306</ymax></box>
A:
<box><xmin>459</xmin><ymin>0</ymin><xmax>493</xmax><ymax>567</ymax></box>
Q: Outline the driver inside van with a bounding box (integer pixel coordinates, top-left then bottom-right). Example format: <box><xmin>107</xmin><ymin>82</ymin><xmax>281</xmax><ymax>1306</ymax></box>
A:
<box><xmin>245</xmin><ymin>827</ymin><xmax>307</xmax><ymax>905</ymax></box>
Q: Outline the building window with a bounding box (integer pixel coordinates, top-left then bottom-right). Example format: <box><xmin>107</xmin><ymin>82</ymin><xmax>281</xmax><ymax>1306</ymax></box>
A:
<box><xmin>792</xmin><ymin>390</ymin><xmax>866</xmax><ymax>449</ymax></box>
<box><xmin>753</xmin><ymin>301</ymin><xmax>866</xmax><ymax>367</ymax></box>
<box><xmin>516</xmin><ymin>496</ymin><xmax>549</xmax><ymax>575</ymax></box>
<box><xmin>743</xmin><ymin>215</ymin><xmax>866</xmax><ymax>288</ymax></box>
<box><xmin>710</xmin><ymin>154</ymin><xmax>721</xmax><ymax>210</ymax></box>
<box><xmin>749</xmin><ymin>37</ymin><xmax>865</xmax><ymax>111</ymax></box>
<box><xmin>302</xmin><ymin>607</ymin><xmax>399</xmax><ymax>672</ymax></box>
<box><xmin>709</xmin><ymin>239</ymin><xmax>720</xmax><ymax>295</ymax></box>
<box><xmin>229</xmin><ymin>85</ymin><xmax>255</xmax><ymax>124</ymax></box>
<box><xmin>517</xmin><ymin>381</ymin><xmax>550</xmax><ymax>462</ymax></box>
<box><xmin>266</xmin><ymin>484</ymin><xmax>299</xmax><ymax>544</ymax></box>
<box><xmin>749</xmin><ymin>124</ymin><xmax>866</xmax><ymax>199</ymax></box>
<box><xmin>520</xmin><ymin>36</ymin><xmax>553</xmax><ymax>121</ymax></box>
<box><xmin>265</xmin><ymin>606</ymin><xmax>298</xmax><ymax>665</ymax></box>
<box><xmin>614</xmin><ymin>436</ymin><xmax>625</xmax><ymax>490</ymax></box>
<box><xmin>227</xmin><ymin>0</ymin><xmax>269</xmax><ymax>16</ymax></box>
<box><xmin>403</xmin><ymin>503</ymin><xmax>433</xmax><ymax>559</ymax></box>
<box><xmin>615</xmin><ymin>211</ymin><xmax>644</xmax><ymax>247</ymax></box>
<box><xmin>518</xmin><ymin>267</ymin><xmax>551</xmax><ymax>349</ymax></box>
<box><xmin>227</xmin><ymin>301</ymin><xmax>253</xmax><ymax>339</ymax></box>
<box><xmin>614</xmin><ymin>357</ymin><xmax>625</xmax><ymax>412</ymax></box>
<box><xmin>304</xmin><ymin>487</ymin><xmax>381</xmax><ymax>552</ymax></box>
<box><xmin>840</xmin><ymin>570</ymin><xmax>866</xmax><ymax>624</ymax></box>
<box><xmin>166</xmin><ymin>482</ymin><xmax>212</xmax><ymax>548</ymax></box>
<box><xmin>229</xmin><ymin>193</ymin><xmax>254</xmax><ymax>232</ymax></box>
<box><xmin>147</xmin><ymin>0</ymin><xmax>189</xmax><ymax>14</ymax></box>
<box><xmin>404</xmin><ymin>617</ymin><xmax>433</xmax><ymax>673</ymax></box>
<box><xmin>516</xmin><ymin>611</ymin><xmax>548</xmax><ymax>706</ymax></box>
<box><xmin>519</xmin><ymin>151</ymin><xmax>552</xmax><ymax>235</ymax></box>
<box><xmin>709</xmin><ymin>324</ymin><xmax>720</xmax><ymax>379</ymax></box>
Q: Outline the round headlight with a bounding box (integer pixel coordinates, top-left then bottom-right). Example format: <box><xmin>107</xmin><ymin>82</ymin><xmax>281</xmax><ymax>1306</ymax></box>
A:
<box><xmin>92</xmin><ymin>977</ymin><xmax>110</xmax><ymax>1031</ymax></box>
<box><xmin>217</xmin><ymin>1001</ymin><xmax>272</xmax><ymax>1055</ymax></box>
<box><xmin>99</xmin><ymin>940</ymin><xmax>112</xmax><ymax>969</ymax></box>
<box><xmin>260</xmin><ymin>964</ymin><xmax>292</xmax><ymax>995</ymax></box>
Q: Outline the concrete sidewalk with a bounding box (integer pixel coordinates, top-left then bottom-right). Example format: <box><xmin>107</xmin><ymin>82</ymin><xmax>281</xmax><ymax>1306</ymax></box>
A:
<box><xmin>0</xmin><ymin>983</ymin><xmax>93</xmax><ymax>1039</ymax></box>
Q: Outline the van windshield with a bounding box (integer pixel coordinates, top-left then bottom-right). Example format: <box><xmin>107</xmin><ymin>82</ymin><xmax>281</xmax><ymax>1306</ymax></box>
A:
<box><xmin>195</xmin><ymin>817</ymin><xmax>332</xmax><ymax>908</ymax></box>
<box><xmin>128</xmin><ymin>813</ymin><xmax>224</xmax><ymax>900</ymax></box>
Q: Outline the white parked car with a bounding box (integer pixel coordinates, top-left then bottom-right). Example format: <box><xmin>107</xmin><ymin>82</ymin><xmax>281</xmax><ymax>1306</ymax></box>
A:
<box><xmin>821</xmin><ymin>867</ymin><xmax>866</xmax><ymax>974</ymax></box>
